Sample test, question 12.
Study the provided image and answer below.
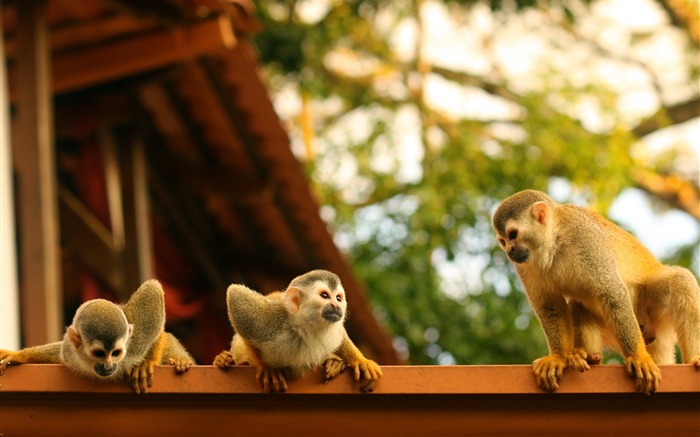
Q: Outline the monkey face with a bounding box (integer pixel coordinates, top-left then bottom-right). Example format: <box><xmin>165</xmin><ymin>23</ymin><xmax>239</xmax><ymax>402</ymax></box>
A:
<box><xmin>86</xmin><ymin>338</ymin><xmax>128</xmax><ymax>377</ymax></box>
<box><xmin>316</xmin><ymin>285</ymin><xmax>346</xmax><ymax>324</ymax></box>
<box><xmin>496</xmin><ymin>225</ymin><xmax>531</xmax><ymax>264</ymax></box>
<box><xmin>286</xmin><ymin>271</ymin><xmax>348</xmax><ymax>326</ymax></box>
<box><xmin>302</xmin><ymin>281</ymin><xmax>347</xmax><ymax>325</ymax></box>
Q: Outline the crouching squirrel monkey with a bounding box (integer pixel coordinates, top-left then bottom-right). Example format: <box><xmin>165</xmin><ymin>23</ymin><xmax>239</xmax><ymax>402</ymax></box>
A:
<box><xmin>0</xmin><ymin>280</ymin><xmax>195</xmax><ymax>393</ymax></box>
<box><xmin>493</xmin><ymin>190</ymin><xmax>700</xmax><ymax>394</ymax></box>
<box><xmin>213</xmin><ymin>270</ymin><xmax>383</xmax><ymax>393</ymax></box>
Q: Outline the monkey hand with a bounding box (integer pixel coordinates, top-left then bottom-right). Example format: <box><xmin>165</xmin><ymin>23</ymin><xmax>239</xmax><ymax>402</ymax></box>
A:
<box><xmin>567</xmin><ymin>349</ymin><xmax>591</xmax><ymax>372</ymax></box>
<box><xmin>129</xmin><ymin>359</ymin><xmax>156</xmax><ymax>394</ymax></box>
<box><xmin>168</xmin><ymin>357</ymin><xmax>193</xmax><ymax>373</ymax></box>
<box><xmin>255</xmin><ymin>364</ymin><xmax>288</xmax><ymax>393</ymax></box>
<box><xmin>0</xmin><ymin>350</ymin><xmax>20</xmax><ymax>374</ymax></box>
<box><xmin>213</xmin><ymin>350</ymin><xmax>235</xmax><ymax>368</ymax></box>
<box><xmin>322</xmin><ymin>355</ymin><xmax>347</xmax><ymax>383</ymax></box>
<box><xmin>533</xmin><ymin>355</ymin><xmax>567</xmax><ymax>392</ymax></box>
<box><xmin>346</xmin><ymin>356</ymin><xmax>382</xmax><ymax>393</ymax></box>
<box><xmin>624</xmin><ymin>352</ymin><xmax>660</xmax><ymax>395</ymax></box>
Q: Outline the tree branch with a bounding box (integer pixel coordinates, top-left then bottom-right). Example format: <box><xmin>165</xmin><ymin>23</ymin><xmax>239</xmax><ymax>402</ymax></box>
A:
<box><xmin>654</xmin><ymin>0</ymin><xmax>700</xmax><ymax>46</ymax></box>
<box><xmin>632</xmin><ymin>169</ymin><xmax>700</xmax><ymax>221</ymax></box>
<box><xmin>632</xmin><ymin>96</ymin><xmax>700</xmax><ymax>137</ymax></box>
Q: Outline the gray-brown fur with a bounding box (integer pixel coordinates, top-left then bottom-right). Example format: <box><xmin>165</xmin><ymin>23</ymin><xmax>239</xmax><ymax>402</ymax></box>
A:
<box><xmin>492</xmin><ymin>189</ymin><xmax>552</xmax><ymax>237</ymax></box>
<box><xmin>289</xmin><ymin>269</ymin><xmax>341</xmax><ymax>293</ymax></box>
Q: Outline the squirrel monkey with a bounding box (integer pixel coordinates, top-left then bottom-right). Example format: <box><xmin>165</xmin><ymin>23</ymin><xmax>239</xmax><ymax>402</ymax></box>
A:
<box><xmin>0</xmin><ymin>280</ymin><xmax>195</xmax><ymax>393</ymax></box>
<box><xmin>493</xmin><ymin>190</ymin><xmax>700</xmax><ymax>394</ymax></box>
<box><xmin>213</xmin><ymin>270</ymin><xmax>383</xmax><ymax>392</ymax></box>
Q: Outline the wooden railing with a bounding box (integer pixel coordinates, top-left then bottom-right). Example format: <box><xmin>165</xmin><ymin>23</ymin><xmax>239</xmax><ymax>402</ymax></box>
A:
<box><xmin>1</xmin><ymin>364</ymin><xmax>698</xmax><ymax>436</ymax></box>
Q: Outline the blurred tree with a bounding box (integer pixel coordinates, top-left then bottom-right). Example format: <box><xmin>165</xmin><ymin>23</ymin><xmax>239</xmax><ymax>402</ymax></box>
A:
<box><xmin>251</xmin><ymin>0</ymin><xmax>700</xmax><ymax>364</ymax></box>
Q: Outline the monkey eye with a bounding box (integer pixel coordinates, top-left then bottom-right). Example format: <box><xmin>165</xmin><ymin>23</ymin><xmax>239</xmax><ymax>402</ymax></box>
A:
<box><xmin>336</xmin><ymin>295</ymin><xmax>343</xmax><ymax>302</ymax></box>
<box><xmin>498</xmin><ymin>238</ymin><xmax>505</xmax><ymax>247</ymax></box>
<box><xmin>92</xmin><ymin>350</ymin><xmax>106</xmax><ymax>358</ymax></box>
<box><xmin>508</xmin><ymin>230</ymin><xmax>518</xmax><ymax>240</ymax></box>
<box><xmin>111</xmin><ymin>349</ymin><xmax>122</xmax><ymax>357</ymax></box>
<box><xmin>320</xmin><ymin>291</ymin><xmax>330</xmax><ymax>299</ymax></box>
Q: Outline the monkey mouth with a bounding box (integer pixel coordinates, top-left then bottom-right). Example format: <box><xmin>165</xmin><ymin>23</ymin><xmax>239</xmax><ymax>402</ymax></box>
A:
<box><xmin>508</xmin><ymin>246</ymin><xmax>529</xmax><ymax>263</ymax></box>
<box><xmin>322</xmin><ymin>307</ymin><xmax>343</xmax><ymax>323</ymax></box>
<box><xmin>94</xmin><ymin>363</ymin><xmax>117</xmax><ymax>377</ymax></box>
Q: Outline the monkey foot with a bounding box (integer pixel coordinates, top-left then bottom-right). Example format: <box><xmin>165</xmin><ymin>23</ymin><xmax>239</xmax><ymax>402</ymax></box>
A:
<box><xmin>129</xmin><ymin>360</ymin><xmax>155</xmax><ymax>394</ymax></box>
<box><xmin>624</xmin><ymin>353</ymin><xmax>660</xmax><ymax>395</ymax></box>
<box><xmin>322</xmin><ymin>355</ymin><xmax>347</xmax><ymax>383</ymax></box>
<box><xmin>567</xmin><ymin>349</ymin><xmax>591</xmax><ymax>372</ymax></box>
<box><xmin>533</xmin><ymin>355</ymin><xmax>567</xmax><ymax>392</ymax></box>
<box><xmin>347</xmin><ymin>357</ymin><xmax>383</xmax><ymax>393</ymax></box>
<box><xmin>213</xmin><ymin>350</ymin><xmax>235</xmax><ymax>368</ymax></box>
<box><xmin>256</xmin><ymin>366</ymin><xmax>288</xmax><ymax>393</ymax></box>
<box><xmin>168</xmin><ymin>357</ymin><xmax>193</xmax><ymax>373</ymax></box>
<box><xmin>689</xmin><ymin>355</ymin><xmax>700</xmax><ymax>369</ymax></box>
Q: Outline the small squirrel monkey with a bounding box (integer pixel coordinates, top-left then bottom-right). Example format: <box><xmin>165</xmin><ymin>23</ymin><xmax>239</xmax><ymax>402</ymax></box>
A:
<box><xmin>213</xmin><ymin>270</ymin><xmax>383</xmax><ymax>392</ymax></box>
<box><xmin>493</xmin><ymin>190</ymin><xmax>700</xmax><ymax>394</ymax></box>
<box><xmin>0</xmin><ymin>280</ymin><xmax>195</xmax><ymax>393</ymax></box>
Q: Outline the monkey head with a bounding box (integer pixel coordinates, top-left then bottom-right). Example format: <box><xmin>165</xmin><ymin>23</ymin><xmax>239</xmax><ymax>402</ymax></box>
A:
<box><xmin>492</xmin><ymin>190</ymin><xmax>555</xmax><ymax>265</ymax></box>
<box><xmin>67</xmin><ymin>300</ymin><xmax>134</xmax><ymax>377</ymax></box>
<box><xmin>284</xmin><ymin>270</ymin><xmax>347</xmax><ymax>326</ymax></box>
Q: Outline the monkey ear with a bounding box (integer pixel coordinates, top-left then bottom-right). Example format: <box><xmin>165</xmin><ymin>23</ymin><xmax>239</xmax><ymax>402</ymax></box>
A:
<box><xmin>67</xmin><ymin>326</ymin><xmax>83</xmax><ymax>349</ymax></box>
<box><xmin>284</xmin><ymin>287</ymin><xmax>303</xmax><ymax>314</ymax></box>
<box><xmin>127</xmin><ymin>324</ymin><xmax>134</xmax><ymax>337</ymax></box>
<box><xmin>531</xmin><ymin>201</ymin><xmax>549</xmax><ymax>225</ymax></box>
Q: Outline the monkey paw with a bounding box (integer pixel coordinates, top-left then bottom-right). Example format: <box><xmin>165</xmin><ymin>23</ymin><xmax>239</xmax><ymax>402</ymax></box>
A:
<box><xmin>347</xmin><ymin>357</ymin><xmax>383</xmax><ymax>393</ymax></box>
<box><xmin>129</xmin><ymin>360</ymin><xmax>155</xmax><ymax>394</ymax></box>
<box><xmin>533</xmin><ymin>355</ymin><xmax>567</xmax><ymax>392</ymax></box>
<box><xmin>624</xmin><ymin>353</ymin><xmax>660</xmax><ymax>395</ymax></box>
<box><xmin>168</xmin><ymin>357</ymin><xmax>193</xmax><ymax>373</ymax></box>
<box><xmin>255</xmin><ymin>366</ymin><xmax>288</xmax><ymax>393</ymax></box>
<box><xmin>0</xmin><ymin>350</ymin><xmax>19</xmax><ymax>374</ymax></box>
<box><xmin>213</xmin><ymin>350</ymin><xmax>235</xmax><ymax>368</ymax></box>
<box><xmin>567</xmin><ymin>349</ymin><xmax>591</xmax><ymax>373</ymax></box>
<box><xmin>322</xmin><ymin>355</ymin><xmax>347</xmax><ymax>383</ymax></box>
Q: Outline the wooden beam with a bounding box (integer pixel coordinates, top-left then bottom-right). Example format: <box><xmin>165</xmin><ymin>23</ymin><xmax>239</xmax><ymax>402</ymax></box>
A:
<box><xmin>7</xmin><ymin>15</ymin><xmax>237</xmax><ymax>99</ymax></box>
<box><xmin>58</xmin><ymin>186</ymin><xmax>122</xmax><ymax>293</ymax></box>
<box><xmin>12</xmin><ymin>0</ymin><xmax>63</xmax><ymax>345</ymax></box>
<box><xmin>4</xmin><ymin>15</ymin><xmax>158</xmax><ymax>60</ymax></box>
<box><xmin>114</xmin><ymin>126</ymin><xmax>154</xmax><ymax>294</ymax></box>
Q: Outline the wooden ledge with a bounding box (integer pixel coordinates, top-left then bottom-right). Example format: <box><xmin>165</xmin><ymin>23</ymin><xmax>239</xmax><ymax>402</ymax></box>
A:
<box><xmin>1</xmin><ymin>364</ymin><xmax>698</xmax><ymax>394</ymax></box>
<box><xmin>2</xmin><ymin>365</ymin><xmax>699</xmax><ymax>436</ymax></box>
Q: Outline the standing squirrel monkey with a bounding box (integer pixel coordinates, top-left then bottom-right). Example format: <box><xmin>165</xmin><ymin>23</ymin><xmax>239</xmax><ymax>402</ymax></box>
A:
<box><xmin>0</xmin><ymin>280</ymin><xmax>195</xmax><ymax>393</ymax></box>
<box><xmin>213</xmin><ymin>270</ymin><xmax>383</xmax><ymax>392</ymax></box>
<box><xmin>493</xmin><ymin>190</ymin><xmax>700</xmax><ymax>394</ymax></box>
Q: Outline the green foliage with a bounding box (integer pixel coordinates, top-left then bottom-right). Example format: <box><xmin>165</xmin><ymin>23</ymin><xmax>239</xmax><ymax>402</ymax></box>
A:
<box><xmin>251</xmin><ymin>0</ymin><xmax>698</xmax><ymax>365</ymax></box>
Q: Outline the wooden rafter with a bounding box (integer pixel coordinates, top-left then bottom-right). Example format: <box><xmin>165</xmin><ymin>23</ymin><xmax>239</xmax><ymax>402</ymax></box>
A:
<box><xmin>8</xmin><ymin>15</ymin><xmax>236</xmax><ymax>100</ymax></box>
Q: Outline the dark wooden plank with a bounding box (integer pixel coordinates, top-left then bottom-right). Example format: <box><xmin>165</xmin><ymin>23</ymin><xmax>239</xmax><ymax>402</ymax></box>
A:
<box><xmin>12</xmin><ymin>0</ymin><xmax>62</xmax><ymax>345</ymax></box>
